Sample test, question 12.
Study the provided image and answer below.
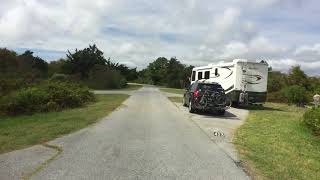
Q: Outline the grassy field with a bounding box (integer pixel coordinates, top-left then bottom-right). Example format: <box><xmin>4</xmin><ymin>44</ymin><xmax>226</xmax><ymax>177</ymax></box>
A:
<box><xmin>234</xmin><ymin>103</ymin><xmax>320</xmax><ymax>180</ymax></box>
<box><xmin>0</xmin><ymin>94</ymin><xmax>129</xmax><ymax>154</ymax></box>
<box><xmin>160</xmin><ymin>88</ymin><xmax>185</xmax><ymax>94</ymax></box>
<box><xmin>168</xmin><ymin>96</ymin><xmax>183</xmax><ymax>103</ymax></box>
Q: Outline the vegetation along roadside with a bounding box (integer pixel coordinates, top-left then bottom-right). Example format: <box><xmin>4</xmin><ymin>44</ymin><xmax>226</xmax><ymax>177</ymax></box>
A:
<box><xmin>234</xmin><ymin>103</ymin><xmax>320</xmax><ymax>180</ymax></box>
<box><xmin>0</xmin><ymin>94</ymin><xmax>129</xmax><ymax>154</ymax></box>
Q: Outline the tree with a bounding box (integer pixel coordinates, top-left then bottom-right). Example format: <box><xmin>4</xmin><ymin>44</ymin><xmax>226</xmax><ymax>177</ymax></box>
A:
<box><xmin>166</xmin><ymin>57</ymin><xmax>183</xmax><ymax>88</ymax></box>
<box><xmin>308</xmin><ymin>77</ymin><xmax>320</xmax><ymax>93</ymax></box>
<box><xmin>0</xmin><ymin>48</ymin><xmax>18</xmax><ymax>76</ymax></box>
<box><xmin>281</xmin><ymin>85</ymin><xmax>307</xmax><ymax>106</ymax></box>
<box><xmin>146</xmin><ymin>57</ymin><xmax>168</xmax><ymax>85</ymax></box>
<box><xmin>18</xmin><ymin>50</ymin><xmax>48</xmax><ymax>79</ymax></box>
<box><xmin>63</xmin><ymin>44</ymin><xmax>106</xmax><ymax>79</ymax></box>
<box><xmin>138</xmin><ymin>57</ymin><xmax>194</xmax><ymax>88</ymax></box>
<box><xmin>86</xmin><ymin>64</ymin><xmax>126</xmax><ymax>89</ymax></box>
<box><xmin>182</xmin><ymin>65</ymin><xmax>194</xmax><ymax>87</ymax></box>
<box><xmin>48</xmin><ymin>59</ymin><xmax>66</xmax><ymax>76</ymax></box>
<box><xmin>104</xmin><ymin>58</ymin><xmax>138</xmax><ymax>81</ymax></box>
<box><xmin>267</xmin><ymin>70</ymin><xmax>287</xmax><ymax>92</ymax></box>
<box><xmin>287</xmin><ymin>66</ymin><xmax>308</xmax><ymax>89</ymax></box>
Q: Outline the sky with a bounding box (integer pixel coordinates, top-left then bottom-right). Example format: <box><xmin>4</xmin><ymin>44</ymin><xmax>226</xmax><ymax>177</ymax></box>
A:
<box><xmin>0</xmin><ymin>0</ymin><xmax>320</xmax><ymax>75</ymax></box>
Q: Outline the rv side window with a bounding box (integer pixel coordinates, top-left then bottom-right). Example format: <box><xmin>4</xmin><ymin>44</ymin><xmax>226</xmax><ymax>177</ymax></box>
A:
<box><xmin>204</xmin><ymin>71</ymin><xmax>210</xmax><ymax>79</ymax></box>
<box><xmin>215</xmin><ymin>68</ymin><xmax>218</xmax><ymax>76</ymax></box>
<box><xmin>191</xmin><ymin>71</ymin><xmax>196</xmax><ymax>81</ymax></box>
<box><xmin>198</xmin><ymin>72</ymin><xmax>203</xmax><ymax>80</ymax></box>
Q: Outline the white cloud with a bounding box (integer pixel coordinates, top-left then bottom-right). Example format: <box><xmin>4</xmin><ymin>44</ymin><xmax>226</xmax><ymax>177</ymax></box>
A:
<box><xmin>294</xmin><ymin>44</ymin><xmax>320</xmax><ymax>60</ymax></box>
<box><xmin>269</xmin><ymin>58</ymin><xmax>320</xmax><ymax>75</ymax></box>
<box><xmin>0</xmin><ymin>0</ymin><xmax>319</xmax><ymax>75</ymax></box>
<box><xmin>220</xmin><ymin>41</ymin><xmax>248</xmax><ymax>59</ymax></box>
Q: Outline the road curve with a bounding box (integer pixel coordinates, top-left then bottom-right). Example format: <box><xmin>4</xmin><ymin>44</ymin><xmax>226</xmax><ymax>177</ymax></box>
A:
<box><xmin>32</xmin><ymin>87</ymin><xmax>249</xmax><ymax>180</ymax></box>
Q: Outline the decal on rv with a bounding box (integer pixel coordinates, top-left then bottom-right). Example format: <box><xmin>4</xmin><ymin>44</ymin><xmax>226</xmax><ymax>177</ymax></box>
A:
<box><xmin>221</xmin><ymin>67</ymin><xmax>233</xmax><ymax>79</ymax></box>
<box><xmin>243</xmin><ymin>74</ymin><xmax>263</xmax><ymax>84</ymax></box>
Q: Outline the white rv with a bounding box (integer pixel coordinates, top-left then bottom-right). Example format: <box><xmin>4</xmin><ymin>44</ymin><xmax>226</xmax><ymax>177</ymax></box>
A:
<box><xmin>190</xmin><ymin>59</ymin><xmax>268</xmax><ymax>105</ymax></box>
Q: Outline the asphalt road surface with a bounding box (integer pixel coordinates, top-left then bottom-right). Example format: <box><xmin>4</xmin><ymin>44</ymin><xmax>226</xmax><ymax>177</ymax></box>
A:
<box><xmin>32</xmin><ymin>87</ymin><xmax>249</xmax><ymax>180</ymax></box>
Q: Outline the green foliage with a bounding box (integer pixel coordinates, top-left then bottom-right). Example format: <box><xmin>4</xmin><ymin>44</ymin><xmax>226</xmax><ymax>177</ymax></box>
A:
<box><xmin>281</xmin><ymin>85</ymin><xmax>307</xmax><ymax>106</ymax></box>
<box><xmin>139</xmin><ymin>57</ymin><xmax>193</xmax><ymax>88</ymax></box>
<box><xmin>48</xmin><ymin>59</ymin><xmax>66</xmax><ymax>76</ymax></box>
<box><xmin>266</xmin><ymin>91</ymin><xmax>287</xmax><ymax>103</ymax></box>
<box><xmin>147</xmin><ymin>57</ymin><xmax>169</xmax><ymax>85</ymax></box>
<box><xmin>166</xmin><ymin>57</ymin><xmax>185</xmax><ymax>88</ymax></box>
<box><xmin>0</xmin><ymin>48</ymin><xmax>48</xmax><ymax>81</ymax></box>
<box><xmin>105</xmin><ymin>58</ymin><xmax>138</xmax><ymax>81</ymax></box>
<box><xmin>0</xmin><ymin>81</ymin><xmax>95</xmax><ymax>116</ymax></box>
<box><xmin>59</xmin><ymin>45</ymin><xmax>137</xmax><ymax>87</ymax></box>
<box><xmin>303</xmin><ymin>108</ymin><xmax>320</xmax><ymax>135</ymax></box>
<box><xmin>287</xmin><ymin>66</ymin><xmax>309</xmax><ymax>88</ymax></box>
<box><xmin>267</xmin><ymin>71</ymin><xmax>287</xmax><ymax>92</ymax></box>
<box><xmin>63</xmin><ymin>44</ymin><xmax>107</xmax><ymax>79</ymax></box>
<box><xmin>85</xmin><ymin>65</ymin><xmax>127</xmax><ymax>89</ymax></box>
<box><xmin>308</xmin><ymin>77</ymin><xmax>320</xmax><ymax>94</ymax></box>
<box><xmin>0</xmin><ymin>78</ymin><xmax>26</xmax><ymax>96</ymax></box>
<box><xmin>267</xmin><ymin>66</ymin><xmax>320</xmax><ymax>104</ymax></box>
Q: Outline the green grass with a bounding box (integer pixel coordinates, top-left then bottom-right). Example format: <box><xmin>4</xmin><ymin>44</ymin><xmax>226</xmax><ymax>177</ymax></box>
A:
<box><xmin>234</xmin><ymin>103</ymin><xmax>320</xmax><ymax>180</ymax></box>
<box><xmin>160</xmin><ymin>88</ymin><xmax>185</xmax><ymax>94</ymax></box>
<box><xmin>168</xmin><ymin>96</ymin><xmax>183</xmax><ymax>103</ymax></box>
<box><xmin>0</xmin><ymin>94</ymin><xmax>129</xmax><ymax>154</ymax></box>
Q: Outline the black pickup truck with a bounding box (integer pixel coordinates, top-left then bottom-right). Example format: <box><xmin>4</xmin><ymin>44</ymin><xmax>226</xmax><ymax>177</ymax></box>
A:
<box><xmin>183</xmin><ymin>81</ymin><xmax>230</xmax><ymax>115</ymax></box>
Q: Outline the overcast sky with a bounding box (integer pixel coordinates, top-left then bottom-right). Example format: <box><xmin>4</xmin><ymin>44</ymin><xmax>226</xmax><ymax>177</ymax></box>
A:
<box><xmin>1</xmin><ymin>0</ymin><xmax>320</xmax><ymax>75</ymax></box>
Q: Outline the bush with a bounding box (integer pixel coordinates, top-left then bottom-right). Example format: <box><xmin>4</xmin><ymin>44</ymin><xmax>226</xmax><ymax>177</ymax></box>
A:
<box><xmin>85</xmin><ymin>65</ymin><xmax>127</xmax><ymax>89</ymax></box>
<box><xmin>303</xmin><ymin>108</ymin><xmax>320</xmax><ymax>135</ymax></box>
<box><xmin>267</xmin><ymin>91</ymin><xmax>287</xmax><ymax>103</ymax></box>
<box><xmin>0</xmin><ymin>81</ymin><xmax>95</xmax><ymax>116</ymax></box>
<box><xmin>281</xmin><ymin>85</ymin><xmax>307</xmax><ymax>106</ymax></box>
<box><xmin>0</xmin><ymin>78</ymin><xmax>26</xmax><ymax>96</ymax></box>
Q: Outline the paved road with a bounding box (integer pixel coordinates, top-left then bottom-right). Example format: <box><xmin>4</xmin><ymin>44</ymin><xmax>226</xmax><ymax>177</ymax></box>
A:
<box><xmin>32</xmin><ymin>87</ymin><xmax>249</xmax><ymax>180</ymax></box>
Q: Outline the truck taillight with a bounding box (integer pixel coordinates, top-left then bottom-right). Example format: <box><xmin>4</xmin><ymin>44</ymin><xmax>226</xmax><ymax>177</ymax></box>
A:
<box><xmin>194</xmin><ymin>90</ymin><xmax>199</xmax><ymax>97</ymax></box>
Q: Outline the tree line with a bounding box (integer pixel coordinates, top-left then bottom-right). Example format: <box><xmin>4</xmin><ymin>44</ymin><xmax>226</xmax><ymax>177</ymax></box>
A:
<box><xmin>0</xmin><ymin>44</ymin><xmax>193</xmax><ymax>96</ymax></box>
<box><xmin>267</xmin><ymin>66</ymin><xmax>320</xmax><ymax>105</ymax></box>
<box><xmin>1</xmin><ymin>44</ymin><xmax>320</xmax><ymax>106</ymax></box>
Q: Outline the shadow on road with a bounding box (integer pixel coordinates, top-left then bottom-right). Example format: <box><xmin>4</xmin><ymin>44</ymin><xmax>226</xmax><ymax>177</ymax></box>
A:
<box><xmin>193</xmin><ymin>110</ymin><xmax>240</xmax><ymax>120</ymax></box>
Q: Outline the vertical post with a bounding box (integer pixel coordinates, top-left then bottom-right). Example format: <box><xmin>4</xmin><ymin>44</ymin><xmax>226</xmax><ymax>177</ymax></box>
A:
<box><xmin>313</xmin><ymin>94</ymin><xmax>320</xmax><ymax>108</ymax></box>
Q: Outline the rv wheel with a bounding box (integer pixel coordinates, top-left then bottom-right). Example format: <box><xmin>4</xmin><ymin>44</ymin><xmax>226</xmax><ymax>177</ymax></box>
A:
<box><xmin>189</xmin><ymin>101</ymin><xmax>195</xmax><ymax>113</ymax></box>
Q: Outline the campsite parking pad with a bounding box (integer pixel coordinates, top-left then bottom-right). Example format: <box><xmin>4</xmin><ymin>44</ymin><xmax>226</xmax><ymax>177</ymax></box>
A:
<box><xmin>172</xmin><ymin>102</ymin><xmax>249</xmax><ymax>162</ymax></box>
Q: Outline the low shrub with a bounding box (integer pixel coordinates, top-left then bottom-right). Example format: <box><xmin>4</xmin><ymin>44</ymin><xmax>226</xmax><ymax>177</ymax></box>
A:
<box><xmin>0</xmin><ymin>78</ymin><xmax>26</xmax><ymax>96</ymax></box>
<box><xmin>85</xmin><ymin>65</ymin><xmax>127</xmax><ymax>89</ymax></box>
<box><xmin>303</xmin><ymin>108</ymin><xmax>320</xmax><ymax>135</ymax></box>
<box><xmin>0</xmin><ymin>81</ymin><xmax>95</xmax><ymax>116</ymax></box>
<box><xmin>267</xmin><ymin>91</ymin><xmax>287</xmax><ymax>103</ymax></box>
<box><xmin>281</xmin><ymin>85</ymin><xmax>307</xmax><ymax>106</ymax></box>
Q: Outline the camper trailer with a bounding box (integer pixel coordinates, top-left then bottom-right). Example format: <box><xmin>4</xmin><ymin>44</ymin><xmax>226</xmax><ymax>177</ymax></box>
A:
<box><xmin>190</xmin><ymin>59</ymin><xmax>268</xmax><ymax>105</ymax></box>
